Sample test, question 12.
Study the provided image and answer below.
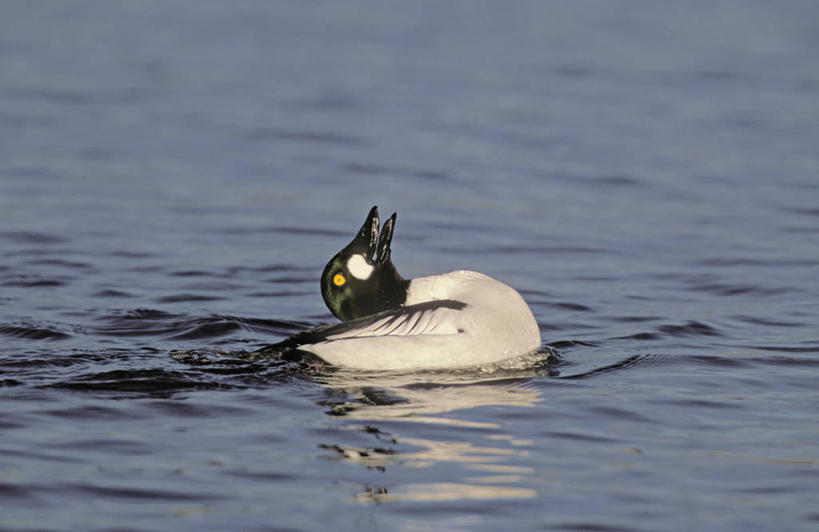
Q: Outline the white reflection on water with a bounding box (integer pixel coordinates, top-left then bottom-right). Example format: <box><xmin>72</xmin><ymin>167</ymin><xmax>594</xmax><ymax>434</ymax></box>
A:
<box><xmin>353</xmin><ymin>482</ymin><xmax>536</xmax><ymax>503</ymax></box>
<box><xmin>317</xmin><ymin>364</ymin><xmax>544</xmax><ymax>504</ymax></box>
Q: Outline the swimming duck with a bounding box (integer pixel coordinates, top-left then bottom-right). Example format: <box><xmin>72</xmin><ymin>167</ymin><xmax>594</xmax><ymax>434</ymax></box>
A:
<box><xmin>269</xmin><ymin>206</ymin><xmax>541</xmax><ymax>370</ymax></box>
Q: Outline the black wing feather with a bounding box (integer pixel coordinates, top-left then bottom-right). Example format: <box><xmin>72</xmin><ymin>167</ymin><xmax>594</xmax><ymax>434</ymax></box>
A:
<box><xmin>269</xmin><ymin>299</ymin><xmax>467</xmax><ymax>351</ymax></box>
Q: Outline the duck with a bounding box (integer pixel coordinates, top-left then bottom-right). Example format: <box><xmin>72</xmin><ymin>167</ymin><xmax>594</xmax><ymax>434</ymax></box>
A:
<box><xmin>266</xmin><ymin>206</ymin><xmax>541</xmax><ymax>370</ymax></box>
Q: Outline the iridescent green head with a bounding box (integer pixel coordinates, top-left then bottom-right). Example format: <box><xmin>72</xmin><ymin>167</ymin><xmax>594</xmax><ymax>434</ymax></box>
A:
<box><xmin>321</xmin><ymin>206</ymin><xmax>408</xmax><ymax>321</ymax></box>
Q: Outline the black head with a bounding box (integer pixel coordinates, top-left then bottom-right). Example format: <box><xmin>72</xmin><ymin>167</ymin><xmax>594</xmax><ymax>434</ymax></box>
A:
<box><xmin>321</xmin><ymin>206</ymin><xmax>409</xmax><ymax>321</ymax></box>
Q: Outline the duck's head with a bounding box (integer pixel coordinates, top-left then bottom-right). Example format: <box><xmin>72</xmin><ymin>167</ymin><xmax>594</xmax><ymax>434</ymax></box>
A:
<box><xmin>321</xmin><ymin>206</ymin><xmax>409</xmax><ymax>321</ymax></box>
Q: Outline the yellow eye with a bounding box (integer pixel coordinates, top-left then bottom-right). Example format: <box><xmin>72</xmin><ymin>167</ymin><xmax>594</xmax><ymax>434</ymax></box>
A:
<box><xmin>333</xmin><ymin>273</ymin><xmax>346</xmax><ymax>286</ymax></box>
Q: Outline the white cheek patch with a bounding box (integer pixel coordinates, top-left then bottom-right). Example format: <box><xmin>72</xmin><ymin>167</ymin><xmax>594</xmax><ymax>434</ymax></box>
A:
<box><xmin>346</xmin><ymin>254</ymin><xmax>374</xmax><ymax>280</ymax></box>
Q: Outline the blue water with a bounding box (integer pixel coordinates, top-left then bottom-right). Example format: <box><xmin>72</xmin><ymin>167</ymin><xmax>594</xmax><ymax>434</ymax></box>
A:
<box><xmin>2</xmin><ymin>1</ymin><xmax>819</xmax><ymax>530</ymax></box>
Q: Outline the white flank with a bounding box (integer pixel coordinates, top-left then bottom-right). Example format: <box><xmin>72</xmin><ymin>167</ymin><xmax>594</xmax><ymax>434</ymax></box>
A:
<box><xmin>347</xmin><ymin>254</ymin><xmax>374</xmax><ymax>280</ymax></box>
<box><xmin>300</xmin><ymin>270</ymin><xmax>542</xmax><ymax>370</ymax></box>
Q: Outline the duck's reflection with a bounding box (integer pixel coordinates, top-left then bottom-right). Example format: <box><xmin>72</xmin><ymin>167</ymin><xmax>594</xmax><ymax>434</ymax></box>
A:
<box><xmin>353</xmin><ymin>481</ymin><xmax>536</xmax><ymax>503</ymax></box>
<box><xmin>315</xmin><ymin>359</ymin><xmax>549</xmax><ymax>504</ymax></box>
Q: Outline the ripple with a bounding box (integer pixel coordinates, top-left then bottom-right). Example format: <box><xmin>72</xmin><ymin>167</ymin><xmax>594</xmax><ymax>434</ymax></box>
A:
<box><xmin>90</xmin><ymin>289</ymin><xmax>135</xmax><ymax>298</ymax></box>
<box><xmin>3</xmin><ymin>353</ymin><xmax>84</xmax><ymax>369</ymax></box>
<box><xmin>612</xmin><ymin>332</ymin><xmax>661</xmax><ymax>341</ymax></box>
<box><xmin>170</xmin><ymin>269</ymin><xmax>215</xmax><ymax>277</ymax></box>
<box><xmin>224</xmin><ymin>469</ymin><xmax>298</xmax><ymax>482</ymax></box>
<box><xmin>688</xmin><ymin>354</ymin><xmax>750</xmax><ymax>368</ymax></box>
<box><xmin>94</xmin><ymin>311</ymin><xmax>307</xmax><ymax>339</ymax></box>
<box><xmin>20</xmin><ymin>88</ymin><xmax>93</xmax><ymax>105</ymax></box>
<box><xmin>587</xmin><ymin>405</ymin><xmax>656</xmax><ymax>424</ymax></box>
<box><xmin>47</xmin><ymin>369</ymin><xmax>236</xmax><ymax>393</ymax></box>
<box><xmin>177</xmin><ymin>281</ymin><xmax>249</xmax><ymax>292</ymax></box>
<box><xmin>0</xmin><ymin>324</ymin><xmax>71</xmax><ymax>340</ymax></box>
<box><xmin>47</xmin><ymin>438</ymin><xmax>152</xmax><ymax>455</ymax></box>
<box><xmin>546</xmin><ymin>340</ymin><xmax>600</xmax><ymax>350</ymax></box>
<box><xmin>23</xmin><ymin>258</ymin><xmax>93</xmax><ymax>270</ymax></box>
<box><xmin>732</xmin><ymin>315</ymin><xmax>804</xmax><ymax>328</ymax></box>
<box><xmin>544</xmin><ymin>302</ymin><xmax>594</xmax><ymax>312</ymax></box>
<box><xmin>734</xmin><ymin>346</ymin><xmax>819</xmax><ymax>356</ymax></box>
<box><xmin>656</xmin><ymin>396</ymin><xmax>745</xmax><ymax>410</ymax></box>
<box><xmin>786</xmin><ymin>207</ymin><xmax>819</xmax><ymax>217</ymax></box>
<box><xmin>695</xmin><ymin>257</ymin><xmax>819</xmax><ymax>267</ymax></box>
<box><xmin>0</xmin><ymin>231</ymin><xmax>67</xmax><ymax>244</ymax></box>
<box><xmin>498</xmin><ymin>245</ymin><xmax>604</xmax><ymax>255</ymax></box>
<box><xmin>43</xmin><ymin>405</ymin><xmax>144</xmax><ymax>420</ymax></box>
<box><xmin>245</xmin><ymin>127</ymin><xmax>367</xmax><ymax>146</ymax></box>
<box><xmin>127</xmin><ymin>308</ymin><xmax>178</xmax><ymax>319</ymax></box>
<box><xmin>218</xmin><ymin>225</ymin><xmax>349</xmax><ymax>237</ymax></box>
<box><xmin>434</xmin><ymin>245</ymin><xmax>604</xmax><ymax>255</ymax></box>
<box><xmin>734</xmin><ymin>484</ymin><xmax>800</xmax><ymax>496</ymax></box>
<box><xmin>342</xmin><ymin>162</ymin><xmax>453</xmax><ymax>182</ymax></box>
<box><xmin>688</xmin><ymin>282</ymin><xmax>790</xmax><ymax>297</ymax></box>
<box><xmin>95</xmin><ymin>310</ymin><xmax>183</xmax><ymax>337</ymax></box>
<box><xmin>558</xmin><ymin>354</ymin><xmax>664</xmax><ymax>380</ymax></box>
<box><xmin>144</xmin><ymin>399</ymin><xmax>252</xmax><ymax>418</ymax></box>
<box><xmin>262</xmin><ymin>275</ymin><xmax>313</xmax><ymax>284</ymax></box>
<box><xmin>169</xmin><ymin>320</ymin><xmax>241</xmax><ymax>340</ymax></box>
<box><xmin>550</xmin><ymin>523</ymin><xmax>633</xmax><ymax>532</ymax></box>
<box><xmin>588</xmin><ymin>175</ymin><xmax>643</xmax><ymax>186</ymax></box>
<box><xmin>780</xmin><ymin>225</ymin><xmax>819</xmax><ymax>234</ymax></box>
<box><xmin>1</xmin><ymin>275</ymin><xmax>67</xmax><ymax>287</ymax></box>
<box><xmin>235</xmin><ymin>316</ymin><xmax>311</xmax><ymax>334</ymax></box>
<box><xmin>657</xmin><ymin>321</ymin><xmax>721</xmax><ymax>337</ymax></box>
<box><xmin>2</xmin><ymin>447</ymin><xmax>83</xmax><ymax>464</ymax></box>
<box><xmin>155</xmin><ymin>293</ymin><xmax>225</xmax><ymax>303</ymax></box>
<box><xmin>227</xmin><ymin>263</ymin><xmax>314</xmax><ymax>274</ymax></box>
<box><xmin>609</xmin><ymin>316</ymin><xmax>663</xmax><ymax>323</ymax></box>
<box><xmin>540</xmin><ymin>430</ymin><xmax>619</xmax><ymax>444</ymax></box>
<box><xmin>245</xmin><ymin>290</ymin><xmax>313</xmax><ymax>298</ymax></box>
<box><xmin>108</xmin><ymin>250</ymin><xmax>157</xmax><ymax>259</ymax></box>
<box><xmin>0</xmin><ymin>483</ymin><xmax>35</xmax><ymax>500</ymax></box>
<box><xmin>68</xmin><ymin>483</ymin><xmax>220</xmax><ymax>502</ymax></box>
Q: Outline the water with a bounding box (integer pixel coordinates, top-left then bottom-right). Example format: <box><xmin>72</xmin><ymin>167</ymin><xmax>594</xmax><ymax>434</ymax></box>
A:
<box><xmin>2</xmin><ymin>1</ymin><xmax>818</xmax><ymax>530</ymax></box>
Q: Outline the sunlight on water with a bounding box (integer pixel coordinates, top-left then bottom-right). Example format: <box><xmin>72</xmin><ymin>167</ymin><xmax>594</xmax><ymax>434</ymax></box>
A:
<box><xmin>352</xmin><ymin>482</ymin><xmax>536</xmax><ymax>503</ymax></box>
<box><xmin>324</xmin><ymin>378</ymin><xmax>543</xmax><ymax>420</ymax></box>
<box><xmin>313</xmin><ymin>371</ymin><xmax>547</xmax><ymax>507</ymax></box>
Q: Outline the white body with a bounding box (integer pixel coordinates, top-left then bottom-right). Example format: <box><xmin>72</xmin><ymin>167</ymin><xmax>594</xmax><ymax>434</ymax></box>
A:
<box><xmin>300</xmin><ymin>271</ymin><xmax>541</xmax><ymax>370</ymax></box>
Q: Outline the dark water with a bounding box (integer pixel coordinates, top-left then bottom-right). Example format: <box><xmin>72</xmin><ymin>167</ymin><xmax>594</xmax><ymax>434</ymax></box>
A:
<box><xmin>2</xmin><ymin>1</ymin><xmax>819</xmax><ymax>530</ymax></box>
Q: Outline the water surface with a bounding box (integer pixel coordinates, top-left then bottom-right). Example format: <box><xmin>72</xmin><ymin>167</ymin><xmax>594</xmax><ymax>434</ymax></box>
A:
<box><xmin>1</xmin><ymin>1</ymin><xmax>818</xmax><ymax>531</ymax></box>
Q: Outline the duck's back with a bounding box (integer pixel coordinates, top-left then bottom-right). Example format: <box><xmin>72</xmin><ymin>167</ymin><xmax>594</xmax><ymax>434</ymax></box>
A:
<box><xmin>407</xmin><ymin>270</ymin><xmax>541</xmax><ymax>362</ymax></box>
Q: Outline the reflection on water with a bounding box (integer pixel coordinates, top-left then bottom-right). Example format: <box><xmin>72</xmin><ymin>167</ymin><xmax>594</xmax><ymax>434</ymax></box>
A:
<box><xmin>353</xmin><ymin>482</ymin><xmax>536</xmax><ymax>503</ymax></box>
<box><xmin>317</xmin><ymin>366</ymin><xmax>544</xmax><ymax>505</ymax></box>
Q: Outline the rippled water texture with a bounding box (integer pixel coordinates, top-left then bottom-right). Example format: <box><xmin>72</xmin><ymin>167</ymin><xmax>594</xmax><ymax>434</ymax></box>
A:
<box><xmin>2</xmin><ymin>1</ymin><xmax>819</xmax><ymax>531</ymax></box>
